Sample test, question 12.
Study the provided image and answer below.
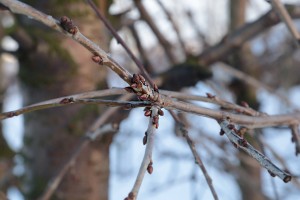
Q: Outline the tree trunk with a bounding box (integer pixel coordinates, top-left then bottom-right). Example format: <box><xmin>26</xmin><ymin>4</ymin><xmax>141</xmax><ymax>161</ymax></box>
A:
<box><xmin>12</xmin><ymin>1</ymin><xmax>111</xmax><ymax>199</ymax></box>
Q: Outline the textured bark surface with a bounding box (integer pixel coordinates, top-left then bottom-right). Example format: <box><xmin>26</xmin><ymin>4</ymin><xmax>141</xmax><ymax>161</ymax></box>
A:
<box><xmin>12</xmin><ymin>1</ymin><xmax>111</xmax><ymax>199</ymax></box>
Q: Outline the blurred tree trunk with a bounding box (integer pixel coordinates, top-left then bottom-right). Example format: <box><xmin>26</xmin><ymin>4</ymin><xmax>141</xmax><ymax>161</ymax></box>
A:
<box><xmin>228</xmin><ymin>1</ymin><xmax>267</xmax><ymax>200</ymax></box>
<box><xmin>11</xmin><ymin>1</ymin><xmax>112</xmax><ymax>199</ymax></box>
<box><xmin>0</xmin><ymin>16</ymin><xmax>15</xmax><ymax>193</ymax></box>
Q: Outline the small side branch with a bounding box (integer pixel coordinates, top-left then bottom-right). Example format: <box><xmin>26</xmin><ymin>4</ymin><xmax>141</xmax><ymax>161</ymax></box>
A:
<box><xmin>220</xmin><ymin>120</ymin><xmax>292</xmax><ymax>183</ymax></box>
<box><xmin>0</xmin><ymin>88</ymin><xmax>142</xmax><ymax>121</ymax></box>
<box><xmin>270</xmin><ymin>0</ymin><xmax>300</xmax><ymax>45</ymax></box>
<box><xmin>126</xmin><ymin>106</ymin><xmax>159</xmax><ymax>200</ymax></box>
<box><xmin>170</xmin><ymin>111</ymin><xmax>218</xmax><ymax>200</ymax></box>
<box><xmin>86</xmin><ymin>0</ymin><xmax>154</xmax><ymax>87</ymax></box>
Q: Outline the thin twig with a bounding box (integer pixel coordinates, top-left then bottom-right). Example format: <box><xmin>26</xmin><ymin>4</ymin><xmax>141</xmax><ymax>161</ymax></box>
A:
<box><xmin>167</xmin><ymin>100</ymin><xmax>300</xmax><ymax>129</ymax></box>
<box><xmin>86</xmin><ymin>0</ymin><xmax>155</xmax><ymax>87</ymax></box>
<box><xmin>220</xmin><ymin>120</ymin><xmax>292</xmax><ymax>183</ymax></box>
<box><xmin>39</xmin><ymin>124</ymin><xmax>118</xmax><ymax>200</ymax></box>
<box><xmin>0</xmin><ymin>88</ymin><xmax>131</xmax><ymax>120</ymax></box>
<box><xmin>156</xmin><ymin>0</ymin><xmax>186</xmax><ymax>54</ymax></box>
<box><xmin>0</xmin><ymin>0</ymin><xmax>133</xmax><ymax>84</ymax></box>
<box><xmin>197</xmin><ymin>5</ymin><xmax>300</xmax><ymax>66</ymax></box>
<box><xmin>133</xmin><ymin>0</ymin><xmax>176</xmax><ymax>64</ymax></box>
<box><xmin>161</xmin><ymin>89</ymin><xmax>265</xmax><ymax>117</ymax></box>
<box><xmin>169</xmin><ymin>110</ymin><xmax>219</xmax><ymax>200</ymax></box>
<box><xmin>39</xmin><ymin>94</ymin><xmax>133</xmax><ymax>200</ymax></box>
<box><xmin>128</xmin><ymin>23</ymin><xmax>155</xmax><ymax>74</ymax></box>
<box><xmin>270</xmin><ymin>0</ymin><xmax>300</xmax><ymax>46</ymax></box>
<box><xmin>127</xmin><ymin>106</ymin><xmax>159</xmax><ymax>200</ymax></box>
<box><xmin>4</xmin><ymin>0</ymin><xmax>300</xmax><ymax>129</ymax></box>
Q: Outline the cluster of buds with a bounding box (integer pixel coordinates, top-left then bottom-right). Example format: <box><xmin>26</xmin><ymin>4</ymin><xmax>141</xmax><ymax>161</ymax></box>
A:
<box><xmin>125</xmin><ymin>74</ymin><xmax>159</xmax><ymax>102</ymax></box>
<box><xmin>221</xmin><ymin>123</ymin><xmax>248</xmax><ymax>148</ymax></box>
<box><xmin>143</xmin><ymin>107</ymin><xmax>164</xmax><ymax>129</ymax></box>
<box><xmin>60</xmin><ymin>16</ymin><xmax>78</xmax><ymax>35</ymax></box>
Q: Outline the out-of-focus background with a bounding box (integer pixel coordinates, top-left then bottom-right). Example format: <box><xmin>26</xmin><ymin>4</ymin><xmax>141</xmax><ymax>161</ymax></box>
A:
<box><xmin>0</xmin><ymin>0</ymin><xmax>300</xmax><ymax>199</ymax></box>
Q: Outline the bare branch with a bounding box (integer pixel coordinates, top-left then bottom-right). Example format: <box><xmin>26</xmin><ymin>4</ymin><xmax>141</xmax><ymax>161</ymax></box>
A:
<box><xmin>39</xmin><ymin>123</ymin><xmax>118</xmax><ymax>200</ymax></box>
<box><xmin>39</xmin><ymin>94</ymin><xmax>133</xmax><ymax>200</ymax></box>
<box><xmin>86</xmin><ymin>0</ymin><xmax>155</xmax><ymax>87</ymax></box>
<box><xmin>0</xmin><ymin>0</ymin><xmax>133</xmax><ymax>84</ymax></box>
<box><xmin>270</xmin><ymin>0</ymin><xmax>300</xmax><ymax>45</ymax></box>
<box><xmin>156</xmin><ymin>0</ymin><xmax>186</xmax><ymax>54</ymax></box>
<box><xmin>161</xmin><ymin>90</ymin><xmax>265</xmax><ymax>117</ymax></box>
<box><xmin>133</xmin><ymin>0</ymin><xmax>177</xmax><ymax>64</ymax></box>
<box><xmin>0</xmin><ymin>88</ymin><xmax>127</xmax><ymax>120</ymax></box>
<box><xmin>220</xmin><ymin>120</ymin><xmax>292</xmax><ymax>183</ymax></box>
<box><xmin>167</xmin><ymin>100</ymin><xmax>300</xmax><ymax>129</ymax></box>
<box><xmin>169</xmin><ymin>111</ymin><xmax>219</xmax><ymax>200</ymax></box>
<box><xmin>127</xmin><ymin>106</ymin><xmax>159</xmax><ymax>200</ymax></box>
<box><xmin>197</xmin><ymin>4</ymin><xmax>300</xmax><ymax>66</ymax></box>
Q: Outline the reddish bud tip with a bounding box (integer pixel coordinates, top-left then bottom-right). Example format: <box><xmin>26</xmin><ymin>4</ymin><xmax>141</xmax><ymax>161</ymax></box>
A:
<box><xmin>153</xmin><ymin>83</ymin><xmax>158</xmax><ymax>92</ymax></box>
<box><xmin>139</xmin><ymin>94</ymin><xmax>149</xmax><ymax>101</ymax></box>
<box><xmin>158</xmin><ymin>109</ymin><xmax>164</xmax><ymax>116</ymax></box>
<box><xmin>241</xmin><ymin>101</ymin><xmax>249</xmax><ymax>108</ymax></box>
<box><xmin>147</xmin><ymin>164</ymin><xmax>153</xmax><ymax>174</ymax></box>
<box><xmin>143</xmin><ymin>135</ymin><xmax>147</xmax><ymax>145</ymax></box>
<box><xmin>219</xmin><ymin>129</ymin><xmax>225</xmax><ymax>136</ymax></box>
<box><xmin>268</xmin><ymin>170</ymin><xmax>276</xmax><ymax>177</ymax></box>
<box><xmin>130</xmin><ymin>83</ymin><xmax>138</xmax><ymax>89</ymax></box>
<box><xmin>206</xmin><ymin>93</ymin><xmax>215</xmax><ymax>98</ymax></box>
<box><xmin>227</xmin><ymin>124</ymin><xmax>235</xmax><ymax>130</ymax></box>
<box><xmin>92</xmin><ymin>55</ymin><xmax>103</xmax><ymax>64</ymax></box>
<box><xmin>144</xmin><ymin>110</ymin><xmax>151</xmax><ymax>117</ymax></box>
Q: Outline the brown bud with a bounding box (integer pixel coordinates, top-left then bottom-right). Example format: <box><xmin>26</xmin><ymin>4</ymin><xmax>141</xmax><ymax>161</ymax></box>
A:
<box><xmin>60</xmin><ymin>97</ymin><xmax>74</xmax><ymax>104</ymax></box>
<box><xmin>144</xmin><ymin>110</ymin><xmax>151</xmax><ymax>117</ymax></box>
<box><xmin>7</xmin><ymin>112</ymin><xmax>17</xmax><ymax>118</ymax></box>
<box><xmin>147</xmin><ymin>163</ymin><xmax>153</xmax><ymax>174</ymax></box>
<box><xmin>144</xmin><ymin>106</ymin><xmax>151</xmax><ymax>111</ymax></box>
<box><xmin>92</xmin><ymin>55</ymin><xmax>103</xmax><ymax>64</ymax></box>
<box><xmin>153</xmin><ymin>83</ymin><xmax>158</xmax><ymax>92</ymax></box>
<box><xmin>227</xmin><ymin>124</ymin><xmax>235</xmax><ymax>130</ymax></box>
<box><xmin>219</xmin><ymin>129</ymin><xmax>225</xmax><ymax>136</ymax></box>
<box><xmin>143</xmin><ymin>135</ymin><xmax>147</xmax><ymax>145</ymax></box>
<box><xmin>158</xmin><ymin>109</ymin><xmax>164</xmax><ymax>116</ymax></box>
<box><xmin>139</xmin><ymin>94</ymin><xmax>149</xmax><ymax>101</ymax></box>
<box><xmin>206</xmin><ymin>93</ymin><xmax>215</xmax><ymax>98</ymax></box>
<box><xmin>241</xmin><ymin>101</ymin><xmax>249</xmax><ymax>108</ymax></box>
<box><xmin>130</xmin><ymin>83</ymin><xmax>138</xmax><ymax>88</ymax></box>
<box><xmin>238</xmin><ymin>138</ymin><xmax>248</xmax><ymax>147</ymax></box>
<box><xmin>128</xmin><ymin>192</ymin><xmax>134</xmax><ymax>199</ymax></box>
<box><xmin>138</xmin><ymin>74</ymin><xmax>146</xmax><ymax>84</ymax></box>
<box><xmin>268</xmin><ymin>170</ymin><xmax>276</xmax><ymax>177</ymax></box>
<box><xmin>132</xmin><ymin>74</ymin><xmax>139</xmax><ymax>83</ymax></box>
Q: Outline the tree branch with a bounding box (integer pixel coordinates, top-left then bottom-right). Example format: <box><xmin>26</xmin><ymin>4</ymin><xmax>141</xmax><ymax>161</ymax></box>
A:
<box><xmin>0</xmin><ymin>88</ymin><xmax>127</xmax><ymax>120</ymax></box>
<box><xmin>86</xmin><ymin>0</ymin><xmax>155</xmax><ymax>87</ymax></box>
<box><xmin>169</xmin><ymin>111</ymin><xmax>219</xmax><ymax>200</ymax></box>
<box><xmin>197</xmin><ymin>4</ymin><xmax>300</xmax><ymax>66</ymax></box>
<box><xmin>270</xmin><ymin>0</ymin><xmax>300</xmax><ymax>45</ymax></box>
<box><xmin>127</xmin><ymin>106</ymin><xmax>159</xmax><ymax>200</ymax></box>
<box><xmin>220</xmin><ymin>119</ymin><xmax>292</xmax><ymax>183</ymax></box>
